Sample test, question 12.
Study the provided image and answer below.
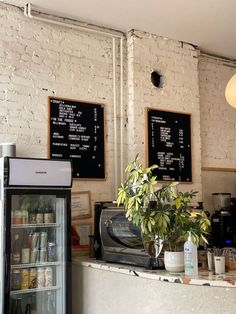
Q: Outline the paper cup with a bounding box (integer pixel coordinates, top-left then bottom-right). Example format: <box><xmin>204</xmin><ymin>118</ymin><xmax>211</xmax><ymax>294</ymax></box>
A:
<box><xmin>214</xmin><ymin>256</ymin><xmax>225</xmax><ymax>274</ymax></box>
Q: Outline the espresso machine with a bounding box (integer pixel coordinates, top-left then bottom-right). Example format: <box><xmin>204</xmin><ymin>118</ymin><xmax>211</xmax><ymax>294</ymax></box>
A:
<box><xmin>211</xmin><ymin>193</ymin><xmax>236</xmax><ymax>247</ymax></box>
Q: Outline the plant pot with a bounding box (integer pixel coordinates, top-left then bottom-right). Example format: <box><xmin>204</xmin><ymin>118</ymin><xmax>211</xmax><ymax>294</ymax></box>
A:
<box><xmin>164</xmin><ymin>251</ymin><xmax>184</xmax><ymax>272</ymax></box>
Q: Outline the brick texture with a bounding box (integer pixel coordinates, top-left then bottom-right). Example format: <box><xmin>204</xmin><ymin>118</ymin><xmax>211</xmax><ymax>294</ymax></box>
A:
<box><xmin>199</xmin><ymin>54</ymin><xmax>236</xmax><ymax>168</ymax></box>
<box><xmin>126</xmin><ymin>30</ymin><xmax>202</xmax><ymax>200</ymax></box>
<box><xmin>1</xmin><ymin>4</ymin><xmax>236</xmax><ymax>215</ymax></box>
<box><xmin>0</xmin><ymin>3</ymin><xmax>121</xmax><ymax>205</ymax></box>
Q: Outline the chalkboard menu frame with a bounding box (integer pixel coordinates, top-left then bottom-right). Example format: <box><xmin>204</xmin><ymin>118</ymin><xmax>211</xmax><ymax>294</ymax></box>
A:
<box><xmin>48</xmin><ymin>96</ymin><xmax>106</xmax><ymax>180</ymax></box>
<box><xmin>146</xmin><ymin>107</ymin><xmax>192</xmax><ymax>183</ymax></box>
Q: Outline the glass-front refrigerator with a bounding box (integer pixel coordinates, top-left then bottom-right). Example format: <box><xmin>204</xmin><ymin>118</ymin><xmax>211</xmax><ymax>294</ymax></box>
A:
<box><xmin>0</xmin><ymin>157</ymin><xmax>72</xmax><ymax>314</ymax></box>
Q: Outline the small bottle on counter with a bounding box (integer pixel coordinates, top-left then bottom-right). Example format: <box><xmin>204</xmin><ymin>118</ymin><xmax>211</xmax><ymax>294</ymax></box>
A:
<box><xmin>184</xmin><ymin>233</ymin><xmax>198</xmax><ymax>276</ymax></box>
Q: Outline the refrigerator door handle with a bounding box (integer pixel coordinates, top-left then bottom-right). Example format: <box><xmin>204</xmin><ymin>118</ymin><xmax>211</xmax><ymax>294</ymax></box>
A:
<box><xmin>4</xmin><ymin>253</ymin><xmax>11</xmax><ymax>314</ymax></box>
<box><xmin>5</xmin><ymin>254</ymin><xmax>9</xmax><ymax>290</ymax></box>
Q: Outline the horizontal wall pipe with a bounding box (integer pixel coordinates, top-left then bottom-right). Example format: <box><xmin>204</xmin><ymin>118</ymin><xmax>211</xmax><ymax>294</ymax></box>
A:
<box><xmin>24</xmin><ymin>3</ymin><xmax>124</xmax><ymax>39</ymax></box>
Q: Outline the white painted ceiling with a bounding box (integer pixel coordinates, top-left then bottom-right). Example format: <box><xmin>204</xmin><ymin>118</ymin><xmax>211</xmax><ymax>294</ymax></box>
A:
<box><xmin>5</xmin><ymin>0</ymin><xmax>236</xmax><ymax>59</ymax></box>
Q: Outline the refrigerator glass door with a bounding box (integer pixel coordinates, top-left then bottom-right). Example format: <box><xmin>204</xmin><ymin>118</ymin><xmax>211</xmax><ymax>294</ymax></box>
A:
<box><xmin>7</xmin><ymin>191</ymin><xmax>70</xmax><ymax>314</ymax></box>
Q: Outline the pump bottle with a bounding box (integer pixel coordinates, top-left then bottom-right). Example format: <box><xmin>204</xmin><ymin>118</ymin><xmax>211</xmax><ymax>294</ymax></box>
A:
<box><xmin>184</xmin><ymin>233</ymin><xmax>198</xmax><ymax>276</ymax></box>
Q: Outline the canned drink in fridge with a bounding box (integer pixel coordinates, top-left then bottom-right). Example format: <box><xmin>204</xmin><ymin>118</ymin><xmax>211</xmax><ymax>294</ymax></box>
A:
<box><xmin>29</xmin><ymin>268</ymin><xmax>37</xmax><ymax>289</ymax></box>
<box><xmin>47</xmin><ymin>243</ymin><xmax>56</xmax><ymax>262</ymax></box>
<box><xmin>20</xmin><ymin>269</ymin><xmax>29</xmax><ymax>290</ymax></box>
<box><xmin>37</xmin><ymin>268</ymin><xmax>45</xmax><ymax>288</ymax></box>
<box><xmin>40</xmin><ymin>232</ymin><xmax>48</xmax><ymax>250</ymax></box>
<box><xmin>11</xmin><ymin>270</ymin><xmax>21</xmax><ymax>290</ymax></box>
<box><xmin>21</xmin><ymin>248</ymin><xmax>30</xmax><ymax>264</ymax></box>
<box><xmin>32</xmin><ymin>233</ymin><xmax>40</xmax><ymax>250</ymax></box>
<box><xmin>45</xmin><ymin>267</ymin><xmax>53</xmax><ymax>287</ymax></box>
<box><xmin>39</xmin><ymin>249</ymin><xmax>47</xmax><ymax>263</ymax></box>
<box><xmin>30</xmin><ymin>249</ymin><xmax>38</xmax><ymax>264</ymax></box>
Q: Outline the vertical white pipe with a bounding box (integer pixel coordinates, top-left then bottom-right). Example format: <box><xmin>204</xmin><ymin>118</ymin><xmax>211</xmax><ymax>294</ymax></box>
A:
<box><xmin>25</xmin><ymin>2</ymin><xmax>124</xmax><ymax>198</ymax></box>
<box><xmin>120</xmin><ymin>38</ymin><xmax>124</xmax><ymax>183</ymax></box>
<box><xmin>113</xmin><ymin>37</ymin><xmax>118</xmax><ymax>197</ymax></box>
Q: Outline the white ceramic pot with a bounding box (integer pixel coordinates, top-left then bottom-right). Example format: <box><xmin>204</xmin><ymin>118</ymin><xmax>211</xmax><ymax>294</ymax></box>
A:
<box><xmin>164</xmin><ymin>251</ymin><xmax>184</xmax><ymax>272</ymax></box>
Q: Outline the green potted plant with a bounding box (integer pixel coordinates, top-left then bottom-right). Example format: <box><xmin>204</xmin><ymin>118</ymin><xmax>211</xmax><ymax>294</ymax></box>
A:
<box><xmin>117</xmin><ymin>154</ymin><xmax>210</xmax><ymax>271</ymax></box>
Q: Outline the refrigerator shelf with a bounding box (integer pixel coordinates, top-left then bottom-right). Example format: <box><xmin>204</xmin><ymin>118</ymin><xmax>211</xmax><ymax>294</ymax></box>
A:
<box><xmin>10</xmin><ymin>286</ymin><xmax>59</xmax><ymax>295</ymax></box>
<box><xmin>11</xmin><ymin>223</ymin><xmax>60</xmax><ymax>229</ymax></box>
<box><xmin>11</xmin><ymin>261</ymin><xmax>60</xmax><ymax>269</ymax></box>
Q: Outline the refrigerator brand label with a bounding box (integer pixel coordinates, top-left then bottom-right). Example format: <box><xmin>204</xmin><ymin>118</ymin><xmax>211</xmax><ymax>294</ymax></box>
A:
<box><xmin>8</xmin><ymin>158</ymin><xmax>72</xmax><ymax>187</ymax></box>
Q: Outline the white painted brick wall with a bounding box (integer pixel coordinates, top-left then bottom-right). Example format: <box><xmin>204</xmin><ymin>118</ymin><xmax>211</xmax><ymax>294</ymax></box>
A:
<box><xmin>1</xmin><ymin>4</ymin><xmax>236</xmax><ymax>213</ymax></box>
<box><xmin>126</xmin><ymin>30</ymin><xmax>202</xmax><ymax>200</ymax></box>
<box><xmin>199</xmin><ymin>55</ymin><xmax>236</xmax><ymax>168</ymax></box>
<box><xmin>199</xmin><ymin>54</ymin><xmax>236</xmax><ymax>211</ymax></box>
<box><xmin>0</xmin><ymin>3</ymin><xmax>122</xmax><ymax>205</ymax></box>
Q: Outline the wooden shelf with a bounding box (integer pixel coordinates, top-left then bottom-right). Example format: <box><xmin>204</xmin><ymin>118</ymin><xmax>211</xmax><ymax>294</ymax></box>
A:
<box><xmin>201</xmin><ymin>167</ymin><xmax>236</xmax><ymax>173</ymax></box>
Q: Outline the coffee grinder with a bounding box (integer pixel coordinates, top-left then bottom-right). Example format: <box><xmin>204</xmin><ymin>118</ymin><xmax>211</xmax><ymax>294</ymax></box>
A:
<box><xmin>211</xmin><ymin>193</ymin><xmax>236</xmax><ymax>247</ymax></box>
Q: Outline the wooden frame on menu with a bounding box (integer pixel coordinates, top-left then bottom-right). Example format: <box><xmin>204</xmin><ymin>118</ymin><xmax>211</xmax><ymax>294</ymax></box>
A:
<box><xmin>48</xmin><ymin>96</ymin><xmax>106</xmax><ymax>181</ymax></box>
<box><xmin>71</xmin><ymin>191</ymin><xmax>92</xmax><ymax>219</ymax></box>
<box><xmin>71</xmin><ymin>222</ymin><xmax>92</xmax><ymax>254</ymax></box>
<box><xmin>145</xmin><ymin>107</ymin><xmax>192</xmax><ymax>183</ymax></box>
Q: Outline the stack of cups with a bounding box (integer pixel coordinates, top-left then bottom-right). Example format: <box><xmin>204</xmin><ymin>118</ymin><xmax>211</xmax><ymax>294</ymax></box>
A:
<box><xmin>207</xmin><ymin>248</ymin><xmax>225</xmax><ymax>274</ymax></box>
<box><xmin>0</xmin><ymin>143</ymin><xmax>16</xmax><ymax>157</ymax></box>
<box><xmin>214</xmin><ymin>255</ymin><xmax>225</xmax><ymax>274</ymax></box>
<box><xmin>207</xmin><ymin>250</ymin><xmax>213</xmax><ymax>271</ymax></box>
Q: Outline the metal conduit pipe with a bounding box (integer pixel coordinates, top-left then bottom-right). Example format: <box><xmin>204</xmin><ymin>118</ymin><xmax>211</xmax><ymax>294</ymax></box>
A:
<box><xmin>112</xmin><ymin>37</ymin><xmax>118</xmax><ymax>196</ymax></box>
<box><xmin>24</xmin><ymin>3</ymin><xmax>124</xmax><ymax>39</ymax></box>
<box><xmin>120</xmin><ymin>38</ymin><xmax>124</xmax><ymax>183</ymax></box>
<box><xmin>24</xmin><ymin>3</ymin><xmax>125</xmax><ymax>197</ymax></box>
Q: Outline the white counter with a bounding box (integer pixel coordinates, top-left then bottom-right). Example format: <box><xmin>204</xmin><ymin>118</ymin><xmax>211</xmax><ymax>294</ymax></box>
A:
<box><xmin>72</xmin><ymin>257</ymin><xmax>236</xmax><ymax>314</ymax></box>
<box><xmin>75</xmin><ymin>257</ymin><xmax>236</xmax><ymax>288</ymax></box>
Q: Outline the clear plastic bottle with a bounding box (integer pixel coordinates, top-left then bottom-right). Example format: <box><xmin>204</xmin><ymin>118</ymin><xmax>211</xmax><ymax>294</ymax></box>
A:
<box><xmin>24</xmin><ymin>304</ymin><xmax>32</xmax><ymax>314</ymax></box>
<box><xmin>12</xmin><ymin>234</ymin><xmax>21</xmax><ymax>265</ymax></box>
<box><xmin>10</xmin><ymin>298</ymin><xmax>17</xmax><ymax>314</ymax></box>
<box><xmin>21</xmin><ymin>232</ymin><xmax>30</xmax><ymax>264</ymax></box>
<box><xmin>43</xmin><ymin>292</ymin><xmax>55</xmax><ymax>314</ymax></box>
<box><xmin>14</xmin><ymin>298</ymin><xmax>23</xmax><ymax>314</ymax></box>
<box><xmin>184</xmin><ymin>233</ymin><xmax>198</xmax><ymax>276</ymax></box>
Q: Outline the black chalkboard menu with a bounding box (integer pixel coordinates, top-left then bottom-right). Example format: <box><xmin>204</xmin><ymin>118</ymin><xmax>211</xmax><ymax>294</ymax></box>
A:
<box><xmin>48</xmin><ymin>97</ymin><xmax>105</xmax><ymax>179</ymax></box>
<box><xmin>147</xmin><ymin>108</ymin><xmax>192</xmax><ymax>182</ymax></box>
